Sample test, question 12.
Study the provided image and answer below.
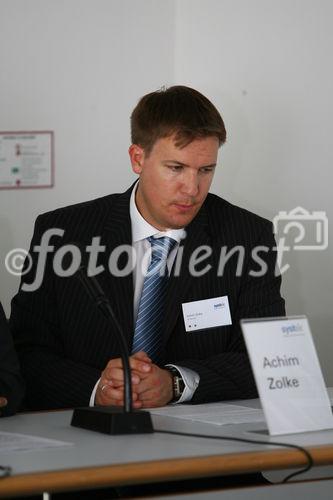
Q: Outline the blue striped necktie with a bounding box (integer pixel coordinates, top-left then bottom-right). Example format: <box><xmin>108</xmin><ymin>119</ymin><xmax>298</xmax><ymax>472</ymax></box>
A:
<box><xmin>132</xmin><ymin>236</ymin><xmax>177</xmax><ymax>362</ymax></box>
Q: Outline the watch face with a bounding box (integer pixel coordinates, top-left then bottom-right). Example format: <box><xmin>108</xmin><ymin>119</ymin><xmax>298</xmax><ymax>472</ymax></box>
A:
<box><xmin>178</xmin><ymin>377</ymin><xmax>185</xmax><ymax>393</ymax></box>
<box><xmin>168</xmin><ymin>368</ymin><xmax>185</xmax><ymax>400</ymax></box>
<box><xmin>174</xmin><ymin>376</ymin><xmax>185</xmax><ymax>398</ymax></box>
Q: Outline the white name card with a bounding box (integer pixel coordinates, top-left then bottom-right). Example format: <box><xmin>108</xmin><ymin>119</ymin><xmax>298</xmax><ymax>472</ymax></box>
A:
<box><xmin>182</xmin><ymin>296</ymin><xmax>232</xmax><ymax>332</ymax></box>
<box><xmin>241</xmin><ymin>316</ymin><xmax>333</xmax><ymax>435</ymax></box>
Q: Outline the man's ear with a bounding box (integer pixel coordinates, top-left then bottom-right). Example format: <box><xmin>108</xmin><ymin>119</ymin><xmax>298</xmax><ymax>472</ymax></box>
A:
<box><xmin>129</xmin><ymin>144</ymin><xmax>145</xmax><ymax>174</ymax></box>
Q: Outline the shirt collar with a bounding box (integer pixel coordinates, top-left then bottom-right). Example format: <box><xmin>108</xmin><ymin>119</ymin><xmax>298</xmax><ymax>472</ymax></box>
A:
<box><xmin>130</xmin><ymin>181</ymin><xmax>185</xmax><ymax>244</ymax></box>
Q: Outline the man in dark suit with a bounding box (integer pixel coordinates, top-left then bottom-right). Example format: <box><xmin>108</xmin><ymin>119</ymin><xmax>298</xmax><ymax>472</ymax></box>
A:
<box><xmin>0</xmin><ymin>302</ymin><xmax>24</xmax><ymax>416</ymax></box>
<box><xmin>10</xmin><ymin>86</ymin><xmax>285</xmax><ymax>410</ymax></box>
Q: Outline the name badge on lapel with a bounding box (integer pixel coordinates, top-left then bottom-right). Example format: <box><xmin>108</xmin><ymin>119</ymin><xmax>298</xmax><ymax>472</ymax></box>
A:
<box><xmin>182</xmin><ymin>296</ymin><xmax>232</xmax><ymax>332</ymax></box>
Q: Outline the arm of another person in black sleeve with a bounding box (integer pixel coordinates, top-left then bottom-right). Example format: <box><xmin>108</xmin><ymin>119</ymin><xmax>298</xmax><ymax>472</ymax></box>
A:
<box><xmin>0</xmin><ymin>302</ymin><xmax>25</xmax><ymax>416</ymax></box>
<box><xmin>177</xmin><ymin>222</ymin><xmax>286</xmax><ymax>404</ymax></box>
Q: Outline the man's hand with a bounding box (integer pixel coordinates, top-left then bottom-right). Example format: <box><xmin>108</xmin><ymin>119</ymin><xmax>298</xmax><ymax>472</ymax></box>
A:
<box><xmin>135</xmin><ymin>365</ymin><xmax>174</xmax><ymax>408</ymax></box>
<box><xmin>95</xmin><ymin>351</ymin><xmax>152</xmax><ymax>408</ymax></box>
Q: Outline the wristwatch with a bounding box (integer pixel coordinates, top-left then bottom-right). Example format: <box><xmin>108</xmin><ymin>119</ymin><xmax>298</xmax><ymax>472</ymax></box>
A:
<box><xmin>167</xmin><ymin>366</ymin><xmax>185</xmax><ymax>402</ymax></box>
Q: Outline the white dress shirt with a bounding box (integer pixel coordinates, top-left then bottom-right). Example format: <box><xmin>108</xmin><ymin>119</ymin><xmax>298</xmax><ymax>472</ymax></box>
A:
<box><xmin>90</xmin><ymin>182</ymin><xmax>200</xmax><ymax>405</ymax></box>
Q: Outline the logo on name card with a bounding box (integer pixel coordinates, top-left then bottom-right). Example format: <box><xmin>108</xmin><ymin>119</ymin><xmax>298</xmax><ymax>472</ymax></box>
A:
<box><xmin>213</xmin><ymin>302</ymin><xmax>225</xmax><ymax>310</ymax></box>
<box><xmin>281</xmin><ymin>323</ymin><xmax>304</xmax><ymax>338</ymax></box>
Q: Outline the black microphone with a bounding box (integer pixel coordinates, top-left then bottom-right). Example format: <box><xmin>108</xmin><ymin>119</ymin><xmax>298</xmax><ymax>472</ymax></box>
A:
<box><xmin>70</xmin><ymin>243</ymin><xmax>153</xmax><ymax>434</ymax></box>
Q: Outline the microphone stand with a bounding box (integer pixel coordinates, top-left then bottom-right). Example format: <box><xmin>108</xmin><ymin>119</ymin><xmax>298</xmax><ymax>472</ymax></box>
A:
<box><xmin>71</xmin><ymin>266</ymin><xmax>153</xmax><ymax>434</ymax></box>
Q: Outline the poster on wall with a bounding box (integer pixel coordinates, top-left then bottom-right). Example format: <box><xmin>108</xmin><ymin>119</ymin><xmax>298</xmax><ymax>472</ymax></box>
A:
<box><xmin>0</xmin><ymin>131</ymin><xmax>54</xmax><ymax>189</ymax></box>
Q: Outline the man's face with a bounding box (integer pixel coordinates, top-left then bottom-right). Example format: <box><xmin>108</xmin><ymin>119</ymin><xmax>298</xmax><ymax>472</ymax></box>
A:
<box><xmin>129</xmin><ymin>135</ymin><xmax>219</xmax><ymax>230</ymax></box>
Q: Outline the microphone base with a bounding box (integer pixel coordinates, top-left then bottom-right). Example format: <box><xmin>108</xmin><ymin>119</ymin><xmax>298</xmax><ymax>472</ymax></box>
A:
<box><xmin>71</xmin><ymin>406</ymin><xmax>154</xmax><ymax>435</ymax></box>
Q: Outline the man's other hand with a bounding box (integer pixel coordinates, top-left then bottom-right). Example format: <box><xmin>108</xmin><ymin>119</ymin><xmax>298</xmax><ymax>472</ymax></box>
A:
<box><xmin>135</xmin><ymin>365</ymin><xmax>173</xmax><ymax>408</ymax></box>
<box><xmin>0</xmin><ymin>397</ymin><xmax>7</xmax><ymax>408</ymax></box>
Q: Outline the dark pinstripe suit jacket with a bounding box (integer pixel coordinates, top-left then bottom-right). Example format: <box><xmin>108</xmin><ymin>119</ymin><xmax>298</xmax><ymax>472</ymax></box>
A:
<box><xmin>10</xmin><ymin>185</ymin><xmax>285</xmax><ymax>410</ymax></box>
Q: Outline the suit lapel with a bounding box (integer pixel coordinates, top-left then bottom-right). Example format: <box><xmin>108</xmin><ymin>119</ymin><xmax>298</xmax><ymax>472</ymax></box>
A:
<box><xmin>100</xmin><ymin>185</ymin><xmax>134</xmax><ymax>349</ymax></box>
<box><xmin>163</xmin><ymin>205</ymin><xmax>211</xmax><ymax>343</ymax></box>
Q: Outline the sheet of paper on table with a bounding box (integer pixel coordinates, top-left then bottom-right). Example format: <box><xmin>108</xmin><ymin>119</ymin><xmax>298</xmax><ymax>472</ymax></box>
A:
<box><xmin>0</xmin><ymin>431</ymin><xmax>73</xmax><ymax>453</ymax></box>
<box><xmin>150</xmin><ymin>403</ymin><xmax>266</xmax><ymax>426</ymax></box>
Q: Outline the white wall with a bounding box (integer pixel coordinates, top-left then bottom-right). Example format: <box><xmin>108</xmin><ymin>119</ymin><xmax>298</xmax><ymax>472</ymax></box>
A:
<box><xmin>0</xmin><ymin>0</ymin><xmax>175</xmax><ymax>312</ymax></box>
<box><xmin>175</xmin><ymin>0</ymin><xmax>333</xmax><ymax>383</ymax></box>
<box><xmin>1</xmin><ymin>0</ymin><xmax>332</xmax><ymax>382</ymax></box>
